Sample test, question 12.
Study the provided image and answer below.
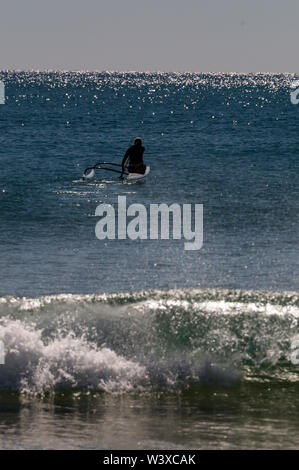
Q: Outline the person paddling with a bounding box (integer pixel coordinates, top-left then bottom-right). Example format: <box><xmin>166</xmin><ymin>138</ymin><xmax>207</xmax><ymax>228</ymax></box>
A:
<box><xmin>121</xmin><ymin>137</ymin><xmax>146</xmax><ymax>177</ymax></box>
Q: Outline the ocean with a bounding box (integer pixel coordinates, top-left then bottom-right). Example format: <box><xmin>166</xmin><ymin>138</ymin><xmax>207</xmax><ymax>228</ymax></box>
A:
<box><xmin>0</xmin><ymin>71</ymin><xmax>298</xmax><ymax>449</ymax></box>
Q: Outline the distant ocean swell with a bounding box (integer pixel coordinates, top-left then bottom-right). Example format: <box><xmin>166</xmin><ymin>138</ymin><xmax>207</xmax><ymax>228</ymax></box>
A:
<box><xmin>0</xmin><ymin>289</ymin><xmax>298</xmax><ymax>394</ymax></box>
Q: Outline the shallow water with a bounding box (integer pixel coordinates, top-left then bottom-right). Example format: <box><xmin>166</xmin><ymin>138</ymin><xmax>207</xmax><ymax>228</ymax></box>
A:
<box><xmin>1</xmin><ymin>384</ymin><xmax>299</xmax><ymax>450</ymax></box>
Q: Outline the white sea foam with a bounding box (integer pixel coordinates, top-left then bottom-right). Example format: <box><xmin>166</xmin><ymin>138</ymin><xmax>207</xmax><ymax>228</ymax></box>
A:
<box><xmin>0</xmin><ymin>319</ymin><xmax>147</xmax><ymax>394</ymax></box>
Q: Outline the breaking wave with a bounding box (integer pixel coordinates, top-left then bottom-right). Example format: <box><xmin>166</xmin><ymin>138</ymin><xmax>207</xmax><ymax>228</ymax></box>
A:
<box><xmin>0</xmin><ymin>289</ymin><xmax>298</xmax><ymax>394</ymax></box>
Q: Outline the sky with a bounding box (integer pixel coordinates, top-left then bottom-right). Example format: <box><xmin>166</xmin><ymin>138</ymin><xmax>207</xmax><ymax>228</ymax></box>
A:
<box><xmin>0</xmin><ymin>0</ymin><xmax>298</xmax><ymax>72</ymax></box>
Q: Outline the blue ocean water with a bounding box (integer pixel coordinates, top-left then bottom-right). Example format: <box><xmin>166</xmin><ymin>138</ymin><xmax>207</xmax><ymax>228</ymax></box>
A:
<box><xmin>0</xmin><ymin>72</ymin><xmax>298</xmax><ymax>295</ymax></box>
<box><xmin>0</xmin><ymin>72</ymin><xmax>298</xmax><ymax>449</ymax></box>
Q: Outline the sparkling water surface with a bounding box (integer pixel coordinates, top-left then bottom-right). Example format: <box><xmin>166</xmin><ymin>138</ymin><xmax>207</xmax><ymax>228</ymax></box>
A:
<box><xmin>0</xmin><ymin>72</ymin><xmax>298</xmax><ymax>449</ymax></box>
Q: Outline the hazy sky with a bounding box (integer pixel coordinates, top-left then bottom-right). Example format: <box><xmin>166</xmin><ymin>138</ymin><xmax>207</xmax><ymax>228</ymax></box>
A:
<box><xmin>0</xmin><ymin>0</ymin><xmax>298</xmax><ymax>72</ymax></box>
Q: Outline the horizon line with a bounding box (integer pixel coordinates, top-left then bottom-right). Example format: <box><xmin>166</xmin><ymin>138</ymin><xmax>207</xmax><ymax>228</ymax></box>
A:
<box><xmin>0</xmin><ymin>69</ymin><xmax>296</xmax><ymax>75</ymax></box>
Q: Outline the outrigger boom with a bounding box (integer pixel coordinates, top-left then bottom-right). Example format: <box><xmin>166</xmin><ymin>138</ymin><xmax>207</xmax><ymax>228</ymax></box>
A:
<box><xmin>82</xmin><ymin>162</ymin><xmax>128</xmax><ymax>180</ymax></box>
<box><xmin>82</xmin><ymin>161</ymin><xmax>150</xmax><ymax>182</ymax></box>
